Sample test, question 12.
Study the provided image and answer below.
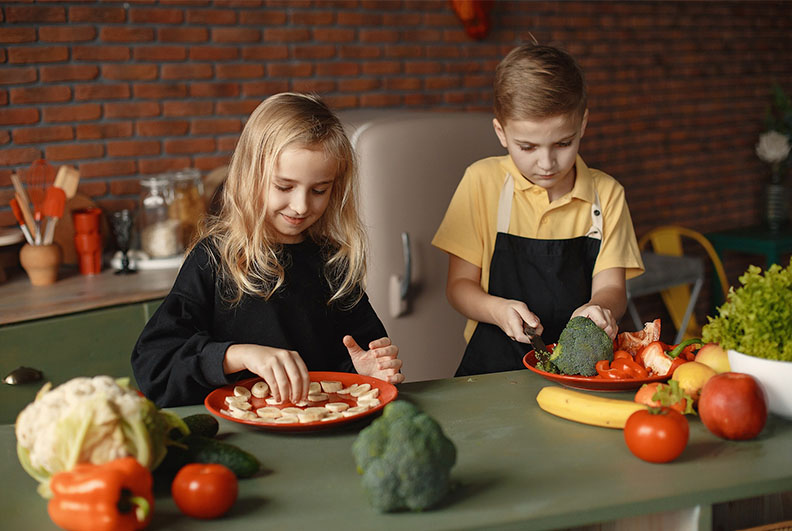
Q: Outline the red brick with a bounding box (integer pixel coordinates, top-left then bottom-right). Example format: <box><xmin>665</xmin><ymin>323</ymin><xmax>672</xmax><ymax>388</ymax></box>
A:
<box><xmin>158</xmin><ymin>27</ymin><xmax>209</xmax><ymax>43</ymax></box>
<box><xmin>216</xmin><ymin>64</ymin><xmax>264</xmax><ymax>79</ymax></box>
<box><xmin>361</xmin><ymin>61</ymin><xmax>402</xmax><ymax>75</ymax></box>
<box><xmin>164</xmin><ymin>138</ymin><xmax>217</xmax><ymax>155</ymax></box>
<box><xmin>8</xmin><ymin>46</ymin><xmax>69</xmax><ymax>64</ymax></box>
<box><xmin>266</xmin><ymin>63</ymin><xmax>313</xmax><ymax>78</ymax></box>
<box><xmin>212</xmin><ymin>27</ymin><xmax>260</xmax><ymax>43</ymax></box>
<box><xmin>383</xmin><ymin>13</ymin><xmax>422</xmax><ymax>26</ymax></box>
<box><xmin>194</xmin><ymin>155</ymin><xmax>232</xmax><ymax>172</ymax></box>
<box><xmin>217</xmin><ymin>136</ymin><xmax>239</xmax><ymax>152</ymax></box>
<box><xmin>191</xmin><ymin>118</ymin><xmax>242</xmax><ymax>135</ymax></box>
<box><xmin>137</xmin><ymin>120</ymin><xmax>190</xmax><ymax>137</ymax></box>
<box><xmin>72</xmin><ymin>46</ymin><xmax>130</xmax><ymax>62</ymax></box>
<box><xmin>102</xmin><ymin>64</ymin><xmax>158</xmax><ymax>81</ymax></box>
<box><xmin>293</xmin><ymin>79</ymin><xmax>336</xmax><ymax>93</ymax></box>
<box><xmin>43</xmin><ymin>104</ymin><xmax>101</xmax><ymax>123</ymax></box>
<box><xmin>0</xmin><ymin>90</ymin><xmax>6</xmax><ymax>105</ymax></box>
<box><xmin>425</xmin><ymin>76</ymin><xmax>459</xmax><ymax>90</ymax></box>
<box><xmin>69</xmin><ymin>6</ymin><xmax>126</xmax><ymax>23</ymax></box>
<box><xmin>215</xmin><ymin>100</ymin><xmax>260</xmax><ymax>116</ymax></box>
<box><xmin>134</xmin><ymin>45</ymin><xmax>187</xmax><ymax>62</ymax></box>
<box><xmin>384</xmin><ymin>44</ymin><xmax>424</xmax><ymax>59</ymax></box>
<box><xmin>13</xmin><ymin>125</ymin><xmax>73</xmax><ymax>145</ymax></box>
<box><xmin>359</xmin><ymin>29</ymin><xmax>400</xmax><ymax>43</ymax></box>
<box><xmin>0</xmin><ymin>27</ymin><xmax>37</xmax><ymax>44</ymax></box>
<box><xmin>339</xmin><ymin>45</ymin><xmax>381</xmax><ymax>59</ymax></box>
<box><xmin>108</xmin><ymin>178</ymin><xmax>141</xmax><ymax>197</ymax></box>
<box><xmin>161</xmin><ymin>64</ymin><xmax>213</xmax><ymax>80</ymax></box>
<box><xmin>76</xmin><ymin>122</ymin><xmax>134</xmax><ymax>140</ymax></box>
<box><xmin>40</xmin><ymin>65</ymin><xmax>100</xmax><ymax>83</ymax></box>
<box><xmin>0</xmin><ymin>67</ymin><xmax>37</xmax><ymax>85</ymax></box>
<box><xmin>312</xmin><ymin>28</ymin><xmax>355</xmax><ymax>42</ymax></box>
<box><xmin>107</xmin><ymin>140</ymin><xmax>161</xmax><ymax>157</ymax></box>
<box><xmin>189</xmin><ymin>83</ymin><xmax>239</xmax><ymax>98</ymax></box>
<box><xmin>0</xmin><ymin>131</ymin><xmax>8</xmax><ymax>145</ymax></box>
<box><xmin>291</xmin><ymin>10</ymin><xmax>334</xmax><ymax>25</ymax></box>
<box><xmin>337</xmin><ymin>78</ymin><xmax>381</xmax><ymax>92</ymax></box>
<box><xmin>241</xmin><ymin>46</ymin><xmax>289</xmax><ymax>61</ymax></box>
<box><xmin>316</xmin><ymin>62</ymin><xmax>360</xmax><ymax>77</ymax></box>
<box><xmin>46</xmin><ymin>143</ymin><xmax>104</xmax><ymax>162</ymax></box>
<box><xmin>6</xmin><ymin>6</ymin><xmax>66</xmax><ymax>23</ymax></box>
<box><xmin>262</xmin><ymin>28</ymin><xmax>311</xmax><ymax>42</ymax></box>
<box><xmin>78</xmin><ymin>180</ymin><xmax>108</xmax><ymax>198</ymax></box>
<box><xmin>336</xmin><ymin>12</ymin><xmax>383</xmax><ymax>25</ymax></box>
<box><xmin>238</xmin><ymin>10</ymin><xmax>287</xmax><ymax>25</ymax></box>
<box><xmin>0</xmin><ymin>146</ymin><xmax>41</xmax><ymax>166</ymax></box>
<box><xmin>360</xmin><ymin>93</ymin><xmax>403</xmax><ymax>107</ymax></box>
<box><xmin>385</xmin><ymin>77</ymin><xmax>421</xmax><ymax>91</ymax></box>
<box><xmin>190</xmin><ymin>46</ymin><xmax>239</xmax><ymax>61</ymax></box>
<box><xmin>405</xmin><ymin>62</ymin><xmax>443</xmax><ymax>75</ymax></box>
<box><xmin>78</xmin><ymin>160</ymin><xmax>137</xmax><ymax>179</ymax></box>
<box><xmin>39</xmin><ymin>26</ymin><xmax>96</xmax><ymax>42</ymax></box>
<box><xmin>186</xmin><ymin>9</ymin><xmax>237</xmax><ymax>24</ymax></box>
<box><xmin>99</xmin><ymin>27</ymin><xmax>155</xmax><ymax>43</ymax></box>
<box><xmin>294</xmin><ymin>45</ymin><xmax>336</xmax><ymax>60</ymax></box>
<box><xmin>241</xmin><ymin>80</ymin><xmax>290</xmax><ymax>97</ymax></box>
<box><xmin>163</xmin><ymin>101</ymin><xmax>214</xmax><ymax>117</ymax></box>
<box><xmin>104</xmin><ymin>102</ymin><xmax>160</xmax><ymax>119</ymax></box>
<box><xmin>129</xmin><ymin>7</ymin><xmax>184</xmax><ymax>24</ymax></box>
<box><xmin>133</xmin><ymin>83</ymin><xmax>187</xmax><ymax>99</ymax></box>
<box><xmin>401</xmin><ymin>29</ymin><xmax>442</xmax><ymax>41</ymax></box>
<box><xmin>10</xmin><ymin>86</ymin><xmax>71</xmax><ymax>104</ymax></box>
<box><xmin>138</xmin><ymin>157</ymin><xmax>191</xmax><ymax>175</ymax></box>
<box><xmin>0</xmin><ymin>108</ymin><xmax>39</xmax><ymax>126</ymax></box>
<box><xmin>74</xmin><ymin>84</ymin><xmax>131</xmax><ymax>101</ymax></box>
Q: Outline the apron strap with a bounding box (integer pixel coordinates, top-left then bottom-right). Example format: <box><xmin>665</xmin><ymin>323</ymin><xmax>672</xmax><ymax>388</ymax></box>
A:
<box><xmin>496</xmin><ymin>172</ymin><xmax>603</xmax><ymax>240</ymax></box>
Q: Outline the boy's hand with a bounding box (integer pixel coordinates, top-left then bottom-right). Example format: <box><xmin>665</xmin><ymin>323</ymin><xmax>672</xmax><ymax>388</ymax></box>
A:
<box><xmin>493</xmin><ymin>299</ymin><xmax>543</xmax><ymax>343</ymax></box>
<box><xmin>223</xmin><ymin>344</ymin><xmax>310</xmax><ymax>404</ymax></box>
<box><xmin>344</xmin><ymin>335</ymin><xmax>405</xmax><ymax>384</ymax></box>
<box><xmin>572</xmin><ymin>304</ymin><xmax>618</xmax><ymax>340</ymax></box>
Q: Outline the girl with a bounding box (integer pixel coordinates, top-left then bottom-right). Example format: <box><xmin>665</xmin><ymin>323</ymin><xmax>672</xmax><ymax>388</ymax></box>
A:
<box><xmin>132</xmin><ymin>93</ymin><xmax>404</xmax><ymax>407</ymax></box>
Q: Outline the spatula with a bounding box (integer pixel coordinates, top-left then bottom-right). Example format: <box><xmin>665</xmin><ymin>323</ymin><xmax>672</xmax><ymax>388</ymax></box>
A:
<box><xmin>54</xmin><ymin>165</ymin><xmax>80</xmax><ymax>199</ymax></box>
<box><xmin>42</xmin><ymin>186</ymin><xmax>67</xmax><ymax>245</ymax></box>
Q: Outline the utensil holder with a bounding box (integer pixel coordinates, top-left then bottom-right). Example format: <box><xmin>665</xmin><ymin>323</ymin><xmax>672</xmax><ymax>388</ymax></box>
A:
<box><xmin>19</xmin><ymin>243</ymin><xmax>62</xmax><ymax>286</ymax></box>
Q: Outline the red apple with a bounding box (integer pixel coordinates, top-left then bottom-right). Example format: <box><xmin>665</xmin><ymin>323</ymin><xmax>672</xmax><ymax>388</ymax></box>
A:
<box><xmin>698</xmin><ymin>372</ymin><xmax>768</xmax><ymax>440</ymax></box>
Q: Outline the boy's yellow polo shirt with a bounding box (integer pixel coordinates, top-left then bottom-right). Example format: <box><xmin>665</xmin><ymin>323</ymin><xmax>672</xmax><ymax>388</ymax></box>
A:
<box><xmin>432</xmin><ymin>154</ymin><xmax>644</xmax><ymax>341</ymax></box>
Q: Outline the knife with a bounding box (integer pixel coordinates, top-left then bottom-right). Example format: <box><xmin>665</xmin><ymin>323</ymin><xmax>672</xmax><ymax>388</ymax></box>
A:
<box><xmin>523</xmin><ymin>321</ymin><xmax>550</xmax><ymax>356</ymax></box>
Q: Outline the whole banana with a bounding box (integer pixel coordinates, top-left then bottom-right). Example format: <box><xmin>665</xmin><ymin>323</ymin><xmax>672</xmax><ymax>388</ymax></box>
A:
<box><xmin>536</xmin><ymin>386</ymin><xmax>647</xmax><ymax>429</ymax></box>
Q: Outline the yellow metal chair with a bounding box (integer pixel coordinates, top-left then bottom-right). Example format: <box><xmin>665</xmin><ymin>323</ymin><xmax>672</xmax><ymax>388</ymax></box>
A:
<box><xmin>638</xmin><ymin>225</ymin><xmax>729</xmax><ymax>339</ymax></box>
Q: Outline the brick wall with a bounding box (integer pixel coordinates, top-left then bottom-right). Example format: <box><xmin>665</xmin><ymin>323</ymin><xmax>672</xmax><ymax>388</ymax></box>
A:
<box><xmin>2</xmin><ymin>0</ymin><xmax>791</xmax><ymax>315</ymax></box>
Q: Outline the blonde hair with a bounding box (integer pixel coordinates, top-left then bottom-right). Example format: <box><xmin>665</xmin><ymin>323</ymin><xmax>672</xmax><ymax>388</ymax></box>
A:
<box><xmin>494</xmin><ymin>43</ymin><xmax>587</xmax><ymax>125</ymax></box>
<box><xmin>198</xmin><ymin>92</ymin><xmax>366</xmax><ymax>307</ymax></box>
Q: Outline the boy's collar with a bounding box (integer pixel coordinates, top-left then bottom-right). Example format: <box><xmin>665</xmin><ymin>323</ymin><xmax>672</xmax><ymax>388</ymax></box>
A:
<box><xmin>502</xmin><ymin>155</ymin><xmax>597</xmax><ymax>204</ymax></box>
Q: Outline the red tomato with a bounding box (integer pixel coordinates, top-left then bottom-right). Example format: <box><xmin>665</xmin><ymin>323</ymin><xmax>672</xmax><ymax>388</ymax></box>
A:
<box><xmin>633</xmin><ymin>382</ymin><xmax>690</xmax><ymax>414</ymax></box>
<box><xmin>172</xmin><ymin>463</ymin><xmax>238</xmax><ymax>519</ymax></box>
<box><xmin>624</xmin><ymin>407</ymin><xmax>689</xmax><ymax>463</ymax></box>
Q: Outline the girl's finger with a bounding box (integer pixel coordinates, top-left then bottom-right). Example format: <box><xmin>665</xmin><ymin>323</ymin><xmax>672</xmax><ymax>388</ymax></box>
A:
<box><xmin>368</xmin><ymin>337</ymin><xmax>391</xmax><ymax>349</ymax></box>
<box><xmin>269</xmin><ymin>362</ymin><xmax>292</xmax><ymax>405</ymax></box>
<box><xmin>281</xmin><ymin>353</ymin><xmax>309</xmax><ymax>402</ymax></box>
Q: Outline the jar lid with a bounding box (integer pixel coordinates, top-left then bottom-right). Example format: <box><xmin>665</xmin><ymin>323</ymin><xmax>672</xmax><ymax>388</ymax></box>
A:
<box><xmin>140</xmin><ymin>176</ymin><xmax>170</xmax><ymax>187</ymax></box>
<box><xmin>173</xmin><ymin>168</ymin><xmax>202</xmax><ymax>182</ymax></box>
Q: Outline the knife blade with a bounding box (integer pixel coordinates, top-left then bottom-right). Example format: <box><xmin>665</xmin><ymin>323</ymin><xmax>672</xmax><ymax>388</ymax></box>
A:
<box><xmin>523</xmin><ymin>322</ymin><xmax>550</xmax><ymax>356</ymax></box>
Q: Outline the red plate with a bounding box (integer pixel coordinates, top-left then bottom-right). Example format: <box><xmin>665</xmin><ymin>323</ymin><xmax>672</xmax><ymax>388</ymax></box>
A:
<box><xmin>204</xmin><ymin>371</ymin><xmax>398</xmax><ymax>431</ymax></box>
<box><xmin>522</xmin><ymin>346</ymin><xmax>669</xmax><ymax>391</ymax></box>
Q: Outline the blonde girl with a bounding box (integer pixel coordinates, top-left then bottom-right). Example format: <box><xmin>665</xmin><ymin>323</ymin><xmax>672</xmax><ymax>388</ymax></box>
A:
<box><xmin>133</xmin><ymin>93</ymin><xmax>403</xmax><ymax>407</ymax></box>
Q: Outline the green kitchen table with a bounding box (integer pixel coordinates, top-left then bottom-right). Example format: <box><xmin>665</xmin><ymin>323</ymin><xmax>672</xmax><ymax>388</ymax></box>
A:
<box><xmin>2</xmin><ymin>370</ymin><xmax>791</xmax><ymax>530</ymax></box>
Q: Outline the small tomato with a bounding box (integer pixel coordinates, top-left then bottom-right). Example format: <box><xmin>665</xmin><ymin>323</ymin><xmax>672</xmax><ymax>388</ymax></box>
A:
<box><xmin>633</xmin><ymin>381</ymin><xmax>694</xmax><ymax>415</ymax></box>
<box><xmin>172</xmin><ymin>463</ymin><xmax>238</xmax><ymax>519</ymax></box>
<box><xmin>624</xmin><ymin>407</ymin><xmax>689</xmax><ymax>463</ymax></box>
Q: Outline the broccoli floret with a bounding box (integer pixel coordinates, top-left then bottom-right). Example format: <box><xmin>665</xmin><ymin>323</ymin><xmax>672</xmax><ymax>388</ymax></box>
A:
<box><xmin>352</xmin><ymin>401</ymin><xmax>457</xmax><ymax>512</ymax></box>
<box><xmin>534</xmin><ymin>349</ymin><xmax>560</xmax><ymax>374</ymax></box>
<box><xmin>550</xmin><ymin>316</ymin><xmax>614</xmax><ymax>376</ymax></box>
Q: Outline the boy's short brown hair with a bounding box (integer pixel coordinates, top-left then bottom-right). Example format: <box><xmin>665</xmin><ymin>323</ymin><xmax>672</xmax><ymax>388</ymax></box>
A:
<box><xmin>494</xmin><ymin>43</ymin><xmax>587</xmax><ymax>124</ymax></box>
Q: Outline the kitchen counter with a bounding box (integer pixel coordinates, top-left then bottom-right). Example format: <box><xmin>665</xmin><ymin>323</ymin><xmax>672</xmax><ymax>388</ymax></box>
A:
<box><xmin>0</xmin><ymin>265</ymin><xmax>179</xmax><ymax>326</ymax></box>
<box><xmin>2</xmin><ymin>370</ymin><xmax>791</xmax><ymax>530</ymax></box>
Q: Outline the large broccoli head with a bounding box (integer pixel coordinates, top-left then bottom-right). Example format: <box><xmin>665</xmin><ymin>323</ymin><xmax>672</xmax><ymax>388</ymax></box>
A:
<box><xmin>550</xmin><ymin>316</ymin><xmax>614</xmax><ymax>376</ymax></box>
<box><xmin>351</xmin><ymin>400</ymin><xmax>457</xmax><ymax>512</ymax></box>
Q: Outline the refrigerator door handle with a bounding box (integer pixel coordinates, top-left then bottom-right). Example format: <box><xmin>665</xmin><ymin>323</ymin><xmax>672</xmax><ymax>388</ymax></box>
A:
<box><xmin>389</xmin><ymin>232</ymin><xmax>411</xmax><ymax>318</ymax></box>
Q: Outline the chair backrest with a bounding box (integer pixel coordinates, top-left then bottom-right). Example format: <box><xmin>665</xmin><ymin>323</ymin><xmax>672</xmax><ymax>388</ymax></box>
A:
<box><xmin>638</xmin><ymin>225</ymin><xmax>729</xmax><ymax>337</ymax></box>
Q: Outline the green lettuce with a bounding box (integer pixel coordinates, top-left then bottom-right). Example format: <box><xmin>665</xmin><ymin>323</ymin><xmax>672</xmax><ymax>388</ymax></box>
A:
<box><xmin>702</xmin><ymin>260</ymin><xmax>792</xmax><ymax>361</ymax></box>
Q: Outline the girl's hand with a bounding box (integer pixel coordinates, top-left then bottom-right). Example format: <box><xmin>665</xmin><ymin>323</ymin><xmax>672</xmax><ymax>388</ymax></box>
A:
<box><xmin>572</xmin><ymin>304</ymin><xmax>618</xmax><ymax>340</ymax></box>
<box><xmin>343</xmin><ymin>335</ymin><xmax>405</xmax><ymax>384</ymax></box>
<box><xmin>493</xmin><ymin>299</ymin><xmax>543</xmax><ymax>343</ymax></box>
<box><xmin>223</xmin><ymin>344</ymin><xmax>310</xmax><ymax>403</ymax></box>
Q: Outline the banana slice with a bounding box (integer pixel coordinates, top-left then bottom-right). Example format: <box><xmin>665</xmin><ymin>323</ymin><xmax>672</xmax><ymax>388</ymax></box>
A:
<box><xmin>321</xmin><ymin>380</ymin><xmax>343</xmax><ymax>393</ymax></box>
<box><xmin>309</xmin><ymin>382</ymin><xmax>322</xmax><ymax>394</ymax></box>
<box><xmin>251</xmin><ymin>381</ymin><xmax>270</xmax><ymax>398</ymax></box>
<box><xmin>272</xmin><ymin>415</ymin><xmax>298</xmax><ymax>424</ymax></box>
<box><xmin>233</xmin><ymin>385</ymin><xmax>251</xmax><ymax>399</ymax></box>
<box><xmin>325</xmin><ymin>401</ymin><xmax>349</xmax><ymax>413</ymax></box>
<box><xmin>342</xmin><ymin>406</ymin><xmax>369</xmax><ymax>417</ymax></box>
<box><xmin>321</xmin><ymin>412</ymin><xmax>343</xmax><ymax>421</ymax></box>
<box><xmin>350</xmin><ymin>383</ymin><xmax>371</xmax><ymax>397</ymax></box>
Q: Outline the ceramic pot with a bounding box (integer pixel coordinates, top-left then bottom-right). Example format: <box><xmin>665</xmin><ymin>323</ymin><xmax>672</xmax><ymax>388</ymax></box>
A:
<box><xmin>19</xmin><ymin>243</ymin><xmax>62</xmax><ymax>286</ymax></box>
<box><xmin>728</xmin><ymin>349</ymin><xmax>792</xmax><ymax>420</ymax></box>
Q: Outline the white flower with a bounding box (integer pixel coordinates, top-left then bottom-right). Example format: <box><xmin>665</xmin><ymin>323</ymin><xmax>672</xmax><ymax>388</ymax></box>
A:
<box><xmin>756</xmin><ymin>130</ymin><xmax>791</xmax><ymax>164</ymax></box>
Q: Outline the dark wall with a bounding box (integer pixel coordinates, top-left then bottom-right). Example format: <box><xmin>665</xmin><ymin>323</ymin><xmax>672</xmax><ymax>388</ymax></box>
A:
<box><xmin>2</xmin><ymin>1</ymin><xmax>791</xmax><ymax>309</ymax></box>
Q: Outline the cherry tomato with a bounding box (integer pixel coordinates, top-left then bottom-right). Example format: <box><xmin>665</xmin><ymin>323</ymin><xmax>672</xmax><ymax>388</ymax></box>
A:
<box><xmin>172</xmin><ymin>463</ymin><xmax>238</xmax><ymax>519</ymax></box>
<box><xmin>633</xmin><ymin>382</ymin><xmax>690</xmax><ymax>414</ymax></box>
<box><xmin>624</xmin><ymin>407</ymin><xmax>689</xmax><ymax>463</ymax></box>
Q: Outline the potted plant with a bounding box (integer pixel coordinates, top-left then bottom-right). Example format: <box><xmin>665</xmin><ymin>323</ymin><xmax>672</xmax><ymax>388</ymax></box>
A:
<box><xmin>758</xmin><ymin>84</ymin><xmax>792</xmax><ymax>231</ymax></box>
<box><xmin>701</xmin><ymin>261</ymin><xmax>792</xmax><ymax>419</ymax></box>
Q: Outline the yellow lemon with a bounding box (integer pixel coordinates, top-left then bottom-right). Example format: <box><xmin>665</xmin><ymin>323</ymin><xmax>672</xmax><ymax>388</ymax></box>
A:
<box><xmin>672</xmin><ymin>361</ymin><xmax>717</xmax><ymax>399</ymax></box>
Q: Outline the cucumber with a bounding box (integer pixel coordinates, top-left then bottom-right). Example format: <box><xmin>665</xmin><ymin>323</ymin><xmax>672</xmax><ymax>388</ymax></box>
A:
<box><xmin>182</xmin><ymin>414</ymin><xmax>219</xmax><ymax>438</ymax></box>
<box><xmin>182</xmin><ymin>434</ymin><xmax>261</xmax><ymax>478</ymax></box>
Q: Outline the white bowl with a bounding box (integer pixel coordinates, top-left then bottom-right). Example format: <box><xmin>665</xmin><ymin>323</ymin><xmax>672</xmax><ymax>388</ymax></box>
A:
<box><xmin>727</xmin><ymin>349</ymin><xmax>792</xmax><ymax>420</ymax></box>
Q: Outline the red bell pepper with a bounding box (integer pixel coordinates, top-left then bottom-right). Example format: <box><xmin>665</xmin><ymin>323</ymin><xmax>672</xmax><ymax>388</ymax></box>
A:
<box><xmin>48</xmin><ymin>457</ymin><xmax>153</xmax><ymax>531</ymax></box>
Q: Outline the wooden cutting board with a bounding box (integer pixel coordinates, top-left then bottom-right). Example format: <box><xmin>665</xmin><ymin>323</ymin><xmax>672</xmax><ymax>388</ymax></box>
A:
<box><xmin>53</xmin><ymin>194</ymin><xmax>111</xmax><ymax>265</ymax></box>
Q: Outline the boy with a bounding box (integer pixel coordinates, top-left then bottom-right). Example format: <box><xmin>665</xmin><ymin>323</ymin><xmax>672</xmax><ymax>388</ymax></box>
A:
<box><xmin>432</xmin><ymin>43</ymin><xmax>644</xmax><ymax>376</ymax></box>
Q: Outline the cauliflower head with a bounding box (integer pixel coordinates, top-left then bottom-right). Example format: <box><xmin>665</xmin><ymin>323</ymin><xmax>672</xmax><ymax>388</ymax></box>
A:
<box><xmin>352</xmin><ymin>401</ymin><xmax>457</xmax><ymax>512</ymax></box>
<box><xmin>550</xmin><ymin>316</ymin><xmax>614</xmax><ymax>376</ymax></box>
<box><xmin>15</xmin><ymin>375</ymin><xmax>187</xmax><ymax>497</ymax></box>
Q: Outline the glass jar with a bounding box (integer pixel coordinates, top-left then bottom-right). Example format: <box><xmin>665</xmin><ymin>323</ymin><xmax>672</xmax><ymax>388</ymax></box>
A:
<box><xmin>168</xmin><ymin>168</ymin><xmax>206</xmax><ymax>247</ymax></box>
<box><xmin>138</xmin><ymin>175</ymin><xmax>184</xmax><ymax>258</ymax></box>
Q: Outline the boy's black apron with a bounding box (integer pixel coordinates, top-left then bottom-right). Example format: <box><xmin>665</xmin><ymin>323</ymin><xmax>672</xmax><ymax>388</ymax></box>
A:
<box><xmin>455</xmin><ymin>172</ymin><xmax>603</xmax><ymax>376</ymax></box>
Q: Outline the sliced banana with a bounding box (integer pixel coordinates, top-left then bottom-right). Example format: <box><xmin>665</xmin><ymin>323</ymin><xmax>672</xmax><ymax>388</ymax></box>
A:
<box><xmin>321</xmin><ymin>412</ymin><xmax>343</xmax><ymax>421</ymax></box>
<box><xmin>308</xmin><ymin>392</ymin><xmax>329</xmax><ymax>403</ymax></box>
<box><xmin>359</xmin><ymin>388</ymin><xmax>379</xmax><ymax>400</ymax></box>
<box><xmin>342</xmin><ymin>406</ymin><xmax>369</xmax><ymax>417</ymax></box>
<box><xmin>281</xmin><ymin>407</ymin><xmax>303</xmax><ymax>416</ymax></box>
<box><xmin>272</xmin><ymin>415</ymin><xmax>298</xmax><ymax>424</ymax></box>
<box><xmin>251</xmin><ymin>381</ymin><xmax>270</xmax><ymax>398</ymax></box>
<box><xmin>256</xmin><ymin>406</ymin><xmax>282</xmax><ymax>419</ymax></box>
<box><xmin>321</xmin><ymin>380</ymin><xmax>343</xmax><ymax>393</ymax></box>
<box><xmin>225</xmin><ymin>396</ymin><xmax>252</xmax><ymax>409</ymax></box>
<box><xmin>265</xmin><ymin>397</ymin><xmax>284</xmax><ymax>406</ymax></box>
<box><xmin>337</xmin><ymin>384</ymin><xmax>356</xmax><ymax>395</ymax></box>
<box><xmin>309</xmin><ymin>382</ymin><xmax>322</xmax><ymax>394</ymax></box>
<box><xmin>357</xmin><ymin>398</ymin><xmax>381</xmax><ymax>409</ymax></box>
<box><xmin>350</xmin><ymin>383</ymin><xmax>371</xmax><ymax>397</ymax></box>
<box><xmin>324</xmin><ymin>401</ymin><xmax>349</xmax><ymax>413</ymax></box>
<box><xmin>233</xmin><ymin>385</ymin><xmax>251</xmax><ymax>399</ymax></box>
